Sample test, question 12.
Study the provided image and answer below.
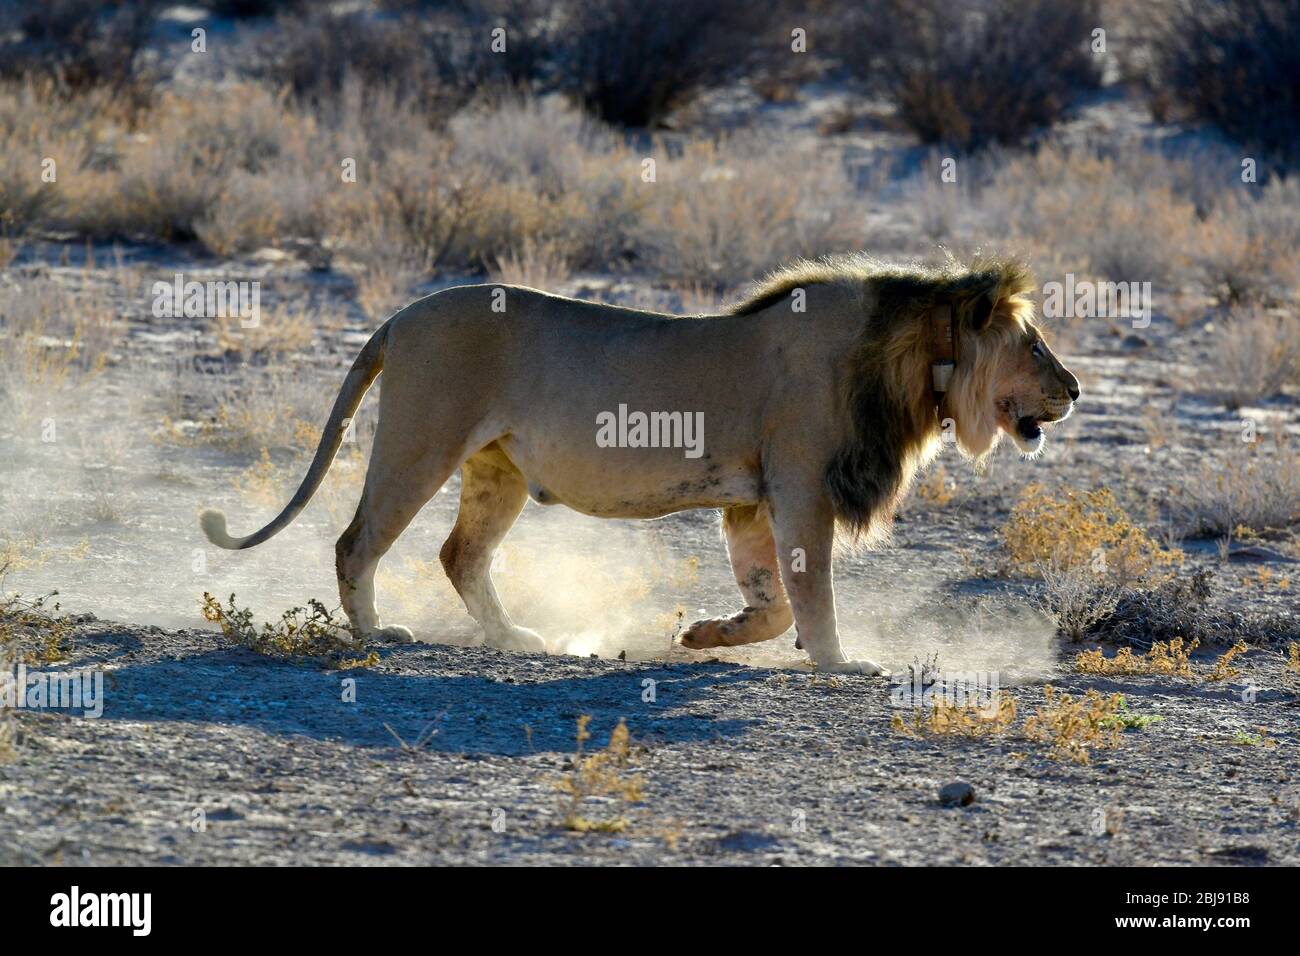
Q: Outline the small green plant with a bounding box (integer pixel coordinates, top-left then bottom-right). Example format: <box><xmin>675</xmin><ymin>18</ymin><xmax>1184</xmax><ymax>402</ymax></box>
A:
<box><xmin>1099</xmin><ymin>696</ymin><xmax>1165</xmax><ymax>732</ymax></box>
<box><xmin>556</xmin><ymin>716</ymin><xmax>643</xmax><ymax>833</ymax></box>
<box><xmin>1232</xmin><ymin>728</ymin><xmax>1276</xmax><ymax>748</ymax></box>
<box><xmin>200</xmin><ymin>592</ymin><xmax>377</xmax><ymax>668</ymax></box>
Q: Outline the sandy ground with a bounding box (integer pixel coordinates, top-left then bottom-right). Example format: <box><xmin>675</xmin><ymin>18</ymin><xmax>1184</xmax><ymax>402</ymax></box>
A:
<box><xmin>2</xmin><ymin>610</ymin><xmax>1298</xmax><ymax>866</ymax></box>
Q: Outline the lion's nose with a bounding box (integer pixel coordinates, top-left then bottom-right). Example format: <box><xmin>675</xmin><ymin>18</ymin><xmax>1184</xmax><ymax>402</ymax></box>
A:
<box><xmin>1068</xmin><ymin>382</ymin><xmax>1080</xmax><ymax>401</ymax></box>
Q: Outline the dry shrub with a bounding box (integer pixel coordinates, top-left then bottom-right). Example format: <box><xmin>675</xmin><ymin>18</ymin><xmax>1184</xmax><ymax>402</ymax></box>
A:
<box><xmin>984</xmin><ymin>147</ymin><xmax>1199</xmax><ymax>285</ymax></box>
<box><xmin>332</xmin><ymin>138</ymin><xmax>484</xmax><ymax>285</ymax></box>
<box><xmin>211</xmin><ymin>300</ymin><xmax>330</xmax><ymax>358</ymax></box>
<box><xmin>1206</xmin><ymin>640</ymin><xmax>1250</xmax><ymax>682</ymax></box>
<box><xmin>553</xmin><ymin>0</ymin><xmax>769</xmax><ymax>127</ymax></box>
<box><xmin>1075</xmin><ymin>638</ymin><xmax>1198</xmax><ymax>678</ymax></box>
<box><xmin>0</xmin><ymin>80</ymin><xmax>121</xmax><ymax>235</ymax></box>
<box><xmin>188</xmin><ymin>361</ymin><xmax>327</xmax><ymax>454</ymax></box>
<box><xmin>201</xmin><ymin>591</ymin><xmax>376</xmax><ymax>667</ymax></box>
<box><xmin>0</xmin><ymin>268</ymin><xmax>127</xmax><ymax>425</ymax></box>
<box><xmin>557</xmin><ymin>716</ymin><xmax>643</xmax><ymax>833</ymax></box>
<box><xmin>54</xmin><ymin>84</ymin><xmax>337</xmax><ymax>255</ymax></box>
<box><xmin>326</xmin><ymin>96</ymin><xmax>641</xmax><ymax>277</ymax></box>
<box><xmin>445</xmin><ymin>97</ymin><xmax>644</xmax><ymax>269</ymax></box>
<box><xmin>841</xmin><ymin>0</ymin><xmax>1102</xmax><ymax>149</ymax></box>
<box><xmin>1032</xmin><ymin>561</ymin><xmax>1121</xmax><ymax>642</ymax></box>
<box><xmin>250</xmin><ymin>8</ymin><xmax>429</xmax><ymax>103</ymax></box>
<box><xmin>892</xmin><ymin>683</ymin><xmax>1133</xmax><ymax>765</ymax></box>
<box><xmin>640</xmin><ymin>138</ymin><xmax>860</xmax><ymax>289</ymax></box>
<box><xmin>1076</xmin><ymin>638</ymin><xmax>1256</xmax><ymax>683</ymax></box>
<box><xmin>1174</xmin><ymin>436</ymin><xmax>1300</xmax><ymax>537</ymax></box>
<box><xmin>1134</xmin><ymin>0</ymin><xmax>1300</xmax><ymax>164</ymax></box>
<box><xmin>1193</xmin><ymin>216</ymin><xmax>1293</xmax><ymax>307</ymax></box>
<box><xmin>248</xmin><ymin>1</ymin><xmax>558</xmax><ymax>119</ymax></box>
<box><xmin>1023</xmin><ymin>686</ymin><xmax>1123</xmax><ymax>765</ymax></box>
<box><xmin>491</xmin><ymin>237</ymin><xmax>573</xmax><ymax>290</ymax></box>
<box><xmin>1002</xmin><ymin>484</ymin><xmax>1182</xmax><ymax>589</ymax></box>
<box><xmin>1099</xmin><ymin>567</ymin><xmax>1298</xmax><ymax>649</ymax></box>
<box><xmin>892</xmin><ymin>694</ymin><xmax>1017</xmax><ymax>739</ymax></box>
<box><xmin>449</xmin><ymin>94</ymin><xmax>605</xmax><ymax>193</ymax></box>
<box><xmin>904</xmin><ymin>169</ymin><xmax>975</xmax><ymax>243</ymax></box>
<box><xmin>339</xmin><ymin>198</ymin><xmax>428</xmax><ymax>321</ymax></box>
<box><xmin>1203</xmin><ymin>308</ymin><xmax>1300</xmax><ymax>409</ymax></box>
<box><xmin>0</xmin><ymin>0</ymin><xmax>160</xmax><ymax>106</ymax></box>
<box><xmin>1</xmin><ymin>554</ymin><xmax>73</xmax><ymax>680</ymax></box>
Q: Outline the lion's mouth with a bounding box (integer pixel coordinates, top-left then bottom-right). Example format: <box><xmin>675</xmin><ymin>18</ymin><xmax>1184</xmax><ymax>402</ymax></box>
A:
<box><xmin>1015</xmin><ymin>415</ymin><xmax>1043</xmax><ymax>442</ymax></box>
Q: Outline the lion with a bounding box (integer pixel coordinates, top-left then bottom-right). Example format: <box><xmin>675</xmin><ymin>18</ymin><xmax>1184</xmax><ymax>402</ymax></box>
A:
<box><xmin>200</xmin><ymin>255</ymin><xmax>1078</xmax><ymax>674</ymax></box>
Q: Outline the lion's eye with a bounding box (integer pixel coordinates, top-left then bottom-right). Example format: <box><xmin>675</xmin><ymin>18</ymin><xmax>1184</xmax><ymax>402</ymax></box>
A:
<box><xmin>1031</xmin><ymin>341</ymin><xmax>1045</xmax><ymax>358</ymax></box>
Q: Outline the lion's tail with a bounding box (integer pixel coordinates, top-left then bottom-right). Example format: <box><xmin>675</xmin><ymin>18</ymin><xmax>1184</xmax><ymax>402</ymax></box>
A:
<box><xmin>199</xmin><ymin>319</ymin><xmax>390</xmax><ymax>551</ymax></box>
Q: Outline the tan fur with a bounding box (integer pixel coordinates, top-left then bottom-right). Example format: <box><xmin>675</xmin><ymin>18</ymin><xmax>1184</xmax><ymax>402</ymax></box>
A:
<box><xmin>199</xmin><ymin>255</ymin><xmax>1078</xmax><ymax>672</ymax></box>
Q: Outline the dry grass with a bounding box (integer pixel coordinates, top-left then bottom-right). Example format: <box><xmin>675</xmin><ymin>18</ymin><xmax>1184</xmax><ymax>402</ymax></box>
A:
<box><xmin>1032</xmin><ymin>560</ymin><xmax>1122</xmax><ymax>642</ymax></box>
<box><xmin>1003</xmin><ymin>484</ymin><xmax>1182</xmax><ymax>589</ymax></box>
<box><xmin>200</xmin><ymin>591</ymin><xmax>377</xmax><ymax>668</ymax></box>
<box><xmin>1075</xmin><ymin>638</ymin><xmax>1198</xmax><ymax>678</ymax></box>
<box><xmin>211</xmin><ymin>300</ymin><xmax>332</xmax><ymax>358</ymax></box>
<box><xmin>892</xmin><ymin>694</ymin><xmax>1018</xmax><ymax>739</ymax></box>
<box><xmin>168</xmin><ymin>360</ymin><xmax>331</xmax><ymax>454</ymax></box>
<box><xmin>0</xmin><ymin>556</ymin><xmax>73</xmax><ymax>676</ymax></box>
<box><xmin>0</xmin><ymin>267</ymin><xmax>128</xmax><ymax>427</ymax></box>
<box><xmin>912</xmin><ymin>463</ymin><xmax>957</xmax><ymax>507</ymax></box>
<box><xmin>1023</xmin><ymin>686</ymin><xmax>1124</xmax><ymax>765</ymax></box>
<box><xmin>1203</xmin><ymin>308</ymin><xmax>1300</xmax><ymax>409</ymax></box>
<box><xmin>1206</xmin><ymin>640</ymin><xmax>1250</xmax><ymax>682</ymax></box>
<box><xmin>490</xmin><ymin>237</ymin><xmax>573</xmax><ymax>291</ymax></box>
<box><xmin>556</xmin><ymin>715</ymin><xmax>643</xmax><ymax>833</ymax></box>
<box><xmin>1174</xmin><ymin>436</ymin><xmax>1300</xmax><ymax>538</ymax></box>
<box><xmin>640</xmin><ymin>137</ymin><xmax>859</xmax><ymax>289</ymax></box>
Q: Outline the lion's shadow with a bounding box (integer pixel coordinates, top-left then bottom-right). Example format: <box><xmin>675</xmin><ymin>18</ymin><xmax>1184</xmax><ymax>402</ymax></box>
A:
<box><xmin>89</xmin><ymin>644</ymin><xmax>762</xmax><ymax>755</ymax></box>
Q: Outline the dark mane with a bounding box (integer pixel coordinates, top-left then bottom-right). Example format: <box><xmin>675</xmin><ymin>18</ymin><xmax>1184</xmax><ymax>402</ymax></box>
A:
<box><xmin>729</xmin><ymin>254</ymin><xmax>1036</xmax><ymax>543</ymax></box>
<box><xmin>728</xmin><ymin>254</ymin><xmax>1032</xmax><ymax>318</ymax></box>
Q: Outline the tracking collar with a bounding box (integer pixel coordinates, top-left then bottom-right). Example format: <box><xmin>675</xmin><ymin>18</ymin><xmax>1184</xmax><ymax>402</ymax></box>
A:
<box><xmin>929</xmin><ymin>303</ymin><xmax>957</xmax><ymax>412</ymax></box>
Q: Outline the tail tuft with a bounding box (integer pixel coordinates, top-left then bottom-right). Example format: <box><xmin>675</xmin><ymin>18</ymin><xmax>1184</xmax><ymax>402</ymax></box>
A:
<box><xmin>199</xmin><ymin>508</ymin><xmax>243</xmax><ymax>550</ymax></box>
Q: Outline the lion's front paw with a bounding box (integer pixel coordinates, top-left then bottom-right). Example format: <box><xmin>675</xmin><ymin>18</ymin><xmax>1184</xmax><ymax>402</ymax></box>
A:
<box><xmin>679</xmin><ymin>617</ymin><xmax>731</xmax><ymax>650</ymax></box>
<box><xmin>817</xmin><ymin>658</ymin><xmax>889</xmax><ymax>677</ymax></box>
<box><xmin>371</xmin><ymin>624</ymin><xmax>415</xmax><ymax>644</ymax></box>
<box><xmin>485</xmin><ymin>625</ymin><xmax>547</xmax><ymax>654</ymax></box>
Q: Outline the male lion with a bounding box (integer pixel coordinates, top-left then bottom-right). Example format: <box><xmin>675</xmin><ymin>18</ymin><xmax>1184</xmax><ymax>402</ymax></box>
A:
<box><xmin>200</xmin><ymin>255</ymin><xmax>1078</xmax><ymax>674</ymax></box>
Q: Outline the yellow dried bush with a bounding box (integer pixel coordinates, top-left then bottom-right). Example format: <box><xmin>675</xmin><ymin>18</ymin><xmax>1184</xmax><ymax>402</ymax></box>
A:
<box><xmin>1023</xmin><ymin>686</ymin><xmax>1124</xmax><ymax>765</ymax></box>
<box><xmin>892</xmin><ymin>694</ymin><xmax>1018</xmax><ymax>739</ymax></box>
<box><xmin>1003</xmin><ymin>484</ymin><xmax>1181</xmax><ymax>588</ymax></box>
<box><xmin>557</xmin><ymin>716</ymin><xmax>643</xmax><ymax>833</ymax></box>
<box><xmin>1075</xmin><ymin>638</ymin><xmax>1198</xmax><ymax>678</ymax></box>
